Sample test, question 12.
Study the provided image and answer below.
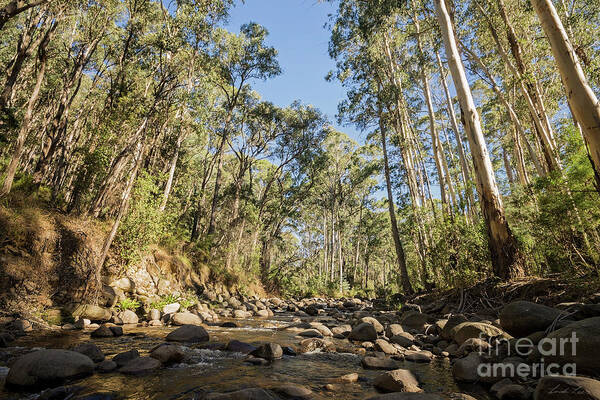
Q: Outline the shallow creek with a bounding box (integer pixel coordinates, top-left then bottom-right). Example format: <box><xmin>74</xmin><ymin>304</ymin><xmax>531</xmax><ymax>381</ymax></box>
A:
<box><xmin>0</xmin><ymin>314</ymin><xmax>491</xmax><ymax>399</ymax></box>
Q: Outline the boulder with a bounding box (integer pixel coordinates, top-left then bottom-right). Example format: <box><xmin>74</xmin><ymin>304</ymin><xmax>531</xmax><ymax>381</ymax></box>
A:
<box><xmin>72</xmin><ymin>304</ymin><xmax>111</xmax><ymax>322</ymax></box>
<box><xmin>117</xmin><ymin>310</ymin><xmax>139</xmax><ymax>325</ymax></box>
<box><xmin>367</xmin><ymin>394</ymin><xmax>444</xmax><ymax>400</ymax></box>
<box><xmin>97</xmin><ymin>360</ymin><xmax>117</xmax><ymax>373</ymax></box>
<box><xmin>361</xmin><ymin>356</ymin><xmax>400</xmax><ymax>370</ymax></box>
<box><xmin>150</xmin><ymin>344</ymin><xmax>184</xmax><ymax>364</ymax></box>
<box><xmin>250</xmin><ymin>343</ymin><xmax>283</xmax><ymax>361</ymax></box>
<box><xmin>386</xmin><ymin>324</ymin><xmax>404</xmax><ymax>338</ymax></box>
<box><xmin>404</xmin><ymin>350</ymin><xmax>433</xmax><ymax>363</ymax></box>
<box><xmin>331</xmin><ymin>324</ymin><xmax>352</xmax><ymax>337</ymax></box>
<box><xmin>171</xmin><ymin>312</ymin><xmax>202</xmax><ymax>326</ymax></box>
<box><xmin>375</xmin><ymin>339</ymin><xmax>397</xmax><ymax>355</ymax></box>
<box><xmin>166</xmin><ymin>324</ymin><xmax>209</xmax><ymax>343</ymax></box>
<box><xmin>71</xmin><ymin>343</ymin><xmax>105</xmax><ymax>363</ymax></box>
<box><xmin>148</xmin><ymin>309</ymin><xmax>161</xmax><ymax>321</ymax></box>
<box><xmin>452</xmin><ymin>353</ymin><xmax>483</xmax><ymax>383</ymax></box>
<box><xmin>112</xmin><ymin>349</ymin><xmax>139</xmax><ymax>367</ymax></box>
<box><xmin>360</xmin><ymin>317</ymin><xmax>384</xmax><ymax>333</ymax></box>
<box><xmin>535</xmin><ymin>375</ymin><xmax>600</xmax><ymax>400</ymax></box>
<box><xmin>348</xmin><ymin>322</ymin><xmax>378</xmax><ymax>341</ymax></box>
<box><xmin>298</xmin><ymin>338</ymin><xmax>335</xmax><ymax>353</ymax></box>
<box><xmin>271</xmin><ymin>384</ymin><xmax>313</xmax><ymax>399</ymax></box>
<box><xmin>90</xmin><ymin>324</ymin><xmax>114</xmax><ymax>338</ymax></box>
<box><xmin>162</xmin><ymin>303</ymin><xmax>180</xmax><ymax>315</ymax></box>
<box><xmin>118</xmin><ymin>357</ymin><xmax>161</xmax><ymax>375</ymax></box>
<box><xmin>225</xmin><ymin>340</ymin><xmax>257</xmax><ymax>354</ymax></box>
<box><xmin>441</xmin><ymin>314</ymin><xmax>468</xmax><ymax>340</ymax></box>
<box><xmin>452</xmin><ymin>322</ymin><xmax>511</xmax><ymax>345</ymax></box>
<box><xmin>399</xmin><ymin>311</ymin><xmax>434</xmax><ymax>332</ymax></box>
<box><xmin>390</xmin><ymin>332</ymin><xmax>415</xmax><ymax>348</ymax></box>
<box><xmin>6</xmin><ymin>349</ymin><xmax>94</xmax><ymax>387</ymax></box>
<box><xmin>374</xmin><ymin>369</ymin><xmax>421</xmax><ymax>393</ymax></box>
<box><xmin>500</xmin><ymin>301</ymin><xmax>565</xmax><ymax>337</ymax></box>
<box><xmin>531</xmin><ymin>317</ymin><xmax>600</xmax><ymax>374</ymax></box>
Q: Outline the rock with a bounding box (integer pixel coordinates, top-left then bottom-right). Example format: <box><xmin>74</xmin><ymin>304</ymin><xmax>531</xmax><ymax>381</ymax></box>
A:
<box><xmin>0</xmin><ymin>332</ymin><xmax>15</xmax><ymax>347</ymax></box>
<box><xmin>225</xmin><ymin>340</ymin><xmax>257</xmax><ymax>354</ymax></box>
<box><xmin>150</xmin><ymin>344</ymin><xmax>184</xmax><ymax>364</ymax></box>
<box><xmin>531</xmin><ymin>316</ymin><xmax>600</xmax><ymax>374</ymax></box>
<box><xmin>441</xmin><ymin>314</ymin><xmax>468</xmax><ymax>340</ymax></box>
<box><xmin>386</xmin><ymin>324</ymin><xmax>404</xmax><ymax>338</ymax></box>
<box><xmin>331</xmin><ymin>324</ymin><xmax>352</xmax><ymax>337</ymax></box>
<box><xmin>10</xmin><ymin>319</ymin><xmax>32</xmax><ymax>332</ymax></box>
<box><xmin>74</xmin><ymin>318</ymin><xmax>90</xmax><ymax>329</ymax></box>
<box><xmin>310</xmin><ymin>323</ymin><xmax>333</xmax><ymax>337</ymax></box>
<box><xmin>110</xmin><ymin>277</ymin><xmax>134</xmax><ymax>292</ymax></box>
<box><xmin>162</xmin><ymin>303</ymin><xmax>181</xmax><ymax>314</ymax></box>
<box><xmin>535</xmin><ymin>375</ymin><xmax>600</xmax><ymax>400</ymax></box>
<box><xmin>166</xmin><ymin>324</ymin><xmax>209</xmax><ymax>343</ymax></box>
<box><xmin>109</xmin><ymin>326</ymin><xmax>123</xmax><ymax>336</ymax></box>
<box><xmin>205</xmin><ymin>388</ymin><xmax>280</xmax><ymax>399</ymax></box>
<box><xmin>374</xmin><ymin>369</ymin><xmax>421</xmax><ymax>393</ymax></box>
<box><xmin>271</xmin><ymin>383</ymin><xmax>313</xmax><ymax>399</ymax></box>
<box><xmin>361</xmin><ymin>356</ymin><xmax>400</xmax><ymax>370</ymax></box>
<box><xmin>491</xmin><ymin>379</ymin><xmax>531</xmax><ymax>400</ymax></box>
<box><xmin>97</xmin><ymin>360</ymin><xmax>117</xmax><ymax>373</ymax></box>
<box><xmin>72</xmin><ymin>305</ymin><xmax>112</xmax><ymax>322</ymax></box>
<box><xmin>149</xmin><ymin>320</ymin><xmax>163</xmax><ymax>327</ymax></box>
<box><xmin>6</xmin><ymin>349</ymin><xmax>94</xmax><ymax>387</ymax></box>
<box><xmin>298</xmin><ymin>338</ymin><xmax>335</xmax><ymax>353</ymax></box>
<box><xmin>367</xmin><ymin>393</ymin><xmax>444</xmax><ymax>399</ymax></box>
<box><xmin>500</xmin><ymin>301</ymin><xmax>565</xmax><ymax>337</ymax></box>
<box><xmin>305</xmin><ymin>305</ymin><xmax>319</xmax><ymax>316</ymax></box>
<box><xmin>452</xmin><ymin>322</ymin><xmax>511</xmax><ymax>345</ymax></box>
<box><xmin>119</xmin><ymin>357</ymin><xmax>161</xmax><ymax>375</ymax></box>
<box><xmin>112</xmin><ymin>349</ymin><xmax>139</xmax><ymax>367</ymax></box>
<box><xmin>256</xmin><ymin>309</ymin><xmax>270</xmax><ymax>318</ymax></box>
<box><xmin>452</xmin><ymin>353</ymin><xmax>483</xmax><ymax>383</ymax></box>
<box><xmin>117</xmin><ymin>310</ymin><xmax>138</xmax><ymax>324</ymax></box>
<box><xmin>456</xmin><ymin>338</ymin><xmax>491</xmax><ymax>357</ymax></box>
<box><xmin>404</xmin><ymin>350</ymin><xmax>432</xmax><ymax>363</ymax></box>
<box><xmin>299</xmin><ymin>329</ymin><xmax>323</xmax><ymax>338</ymax></box>
<box><xmin>148</xmin><ymin>309</ymin><xmax>161</xmax><ymax>321</ymax></box>
<box><xmin>399</xmin><ymin>311</ymin><xmax>434</xmax><ymax>332</ymax></box>
<box><xmin>338</xmin><ymin>373</ymin><xmax>359</xmax><ymax>383</ymax></box>
<box><xmin>348</xmin><ymin>322</ymin><xmax>378</xmax><ymax>341</ymax></box>
<box><xmin>390</xmin><ymin>332</ymin><xmax>415</xmax><ymax>348</ymax></box>
<box><xmin>71</xmin><ymin>343</ymin><xmax>105</xmax><ymax>363</ymax></box>
<box><xmin>250</xmin><ymin>343</ymin><xmax>283</xmax><ymax>361</ymax></box>
<box><xmin>360</xmin><ymin>317</ymin><xmax>384</xmax><ymax>333</ymax></box>
<box><xmin>38</xmin><ymin>385</ymin><xmax>84</xmax><ymax>399</ymax></box>
<box><xmin>375</xmin><ymin>339</ymin><xmax>397</xmax><ymax>355</ymax></box>
<box><xmin>91</xmin><ymin>325</ymin><xmax>114</xmax><ymax>338</ymax></box>
<box><xmin>171</xmin><ymin>312</ymin><xmax>203</xmax><ymax>326</ymax></box>
<box><xmin>234</xmin><ymin>310</ymin><xmax>253</xmax><ymax>319</ymax></box>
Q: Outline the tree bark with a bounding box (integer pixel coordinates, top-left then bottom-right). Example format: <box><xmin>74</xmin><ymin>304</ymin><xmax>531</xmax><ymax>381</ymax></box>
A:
<box><xmin>379</xmin><ymin>105</ymin><xmax>414</xmax><ymax>294</ymax></box>
<box><xmin>530</xmin><ymin>0</ymin><xmax>600</xmax><ymax>181</ymax></box>
<box><xmin>434</xmin><ymin>0</ymin><xmax>523</xmax><ymax>279</ymax></box>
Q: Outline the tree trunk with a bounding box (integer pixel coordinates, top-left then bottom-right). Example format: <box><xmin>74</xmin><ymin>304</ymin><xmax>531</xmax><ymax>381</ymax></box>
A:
<box><xmin>0</xmin><ymin>19</ymin><xmax>53</xmax><ymax>196</ymax></box>
<box><xmin>434</xmin><ymin>0</ymin><xmax>523</xmax><ymax>279</ymax></box>
<box><xmin>0</xmin><ymin>0</ymin><xmax>48</xmax><ymax>31</ymax></box>
<box><xmin>530</xmin><ymin>0</ymin><xmax>600</xmax><ymax>181</ymax></box>
<box><xmin>379</xmin><ymin>106</ymin><xmax>414</xmax><ymax>294</ymax></box>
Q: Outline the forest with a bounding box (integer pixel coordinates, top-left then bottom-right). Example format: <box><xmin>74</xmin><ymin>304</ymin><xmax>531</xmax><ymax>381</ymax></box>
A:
<box><xmin>0</xmin><ymin>0</ymin><xmax>599</xmax><ymax>301</ymax></box>
<box><xmin>3</xmin><ymin>1</ymin><xmax>600</xmax><ymax>400</ymax></box>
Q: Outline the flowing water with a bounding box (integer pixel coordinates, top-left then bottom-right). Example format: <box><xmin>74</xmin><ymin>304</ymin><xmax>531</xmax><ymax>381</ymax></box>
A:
<box><xmin>0</xmin><ymin>314</ymin><xmax>491</xmax><ymax>399</ymax></box>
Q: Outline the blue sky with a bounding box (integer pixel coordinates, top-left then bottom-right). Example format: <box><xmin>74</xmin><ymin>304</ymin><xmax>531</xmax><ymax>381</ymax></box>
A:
<box><xmin>224</xmin><ymin>0</ymin><xmax>364</xmax><ymax>144</ymax></box>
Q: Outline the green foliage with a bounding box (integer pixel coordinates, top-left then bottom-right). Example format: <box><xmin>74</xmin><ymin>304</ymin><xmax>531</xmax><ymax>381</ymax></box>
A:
<box><xmin>115</xmin><ymin>298</ymin><xmax>141</xmax><ymax>311</ymax></box>
<box><xmin>115</xmin><ymin>173</ymin><xmax>174</xmax><ymax>267</ymax></box>
<box><xmin>150</xmin><ymin>291</ymin><xmax>198</xmax><ymax>311</ymax></box>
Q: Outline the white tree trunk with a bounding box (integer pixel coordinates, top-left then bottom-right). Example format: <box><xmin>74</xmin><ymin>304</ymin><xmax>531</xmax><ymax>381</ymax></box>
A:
<box><xmin>434</xmin><ymin>0</ymin><xmax>522</xmax><ymax>279</ymax></box>
<box><xmin>531</xmin><ymin>0</ymin><xmax>600</xmax><ymax>178</ymax></box>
